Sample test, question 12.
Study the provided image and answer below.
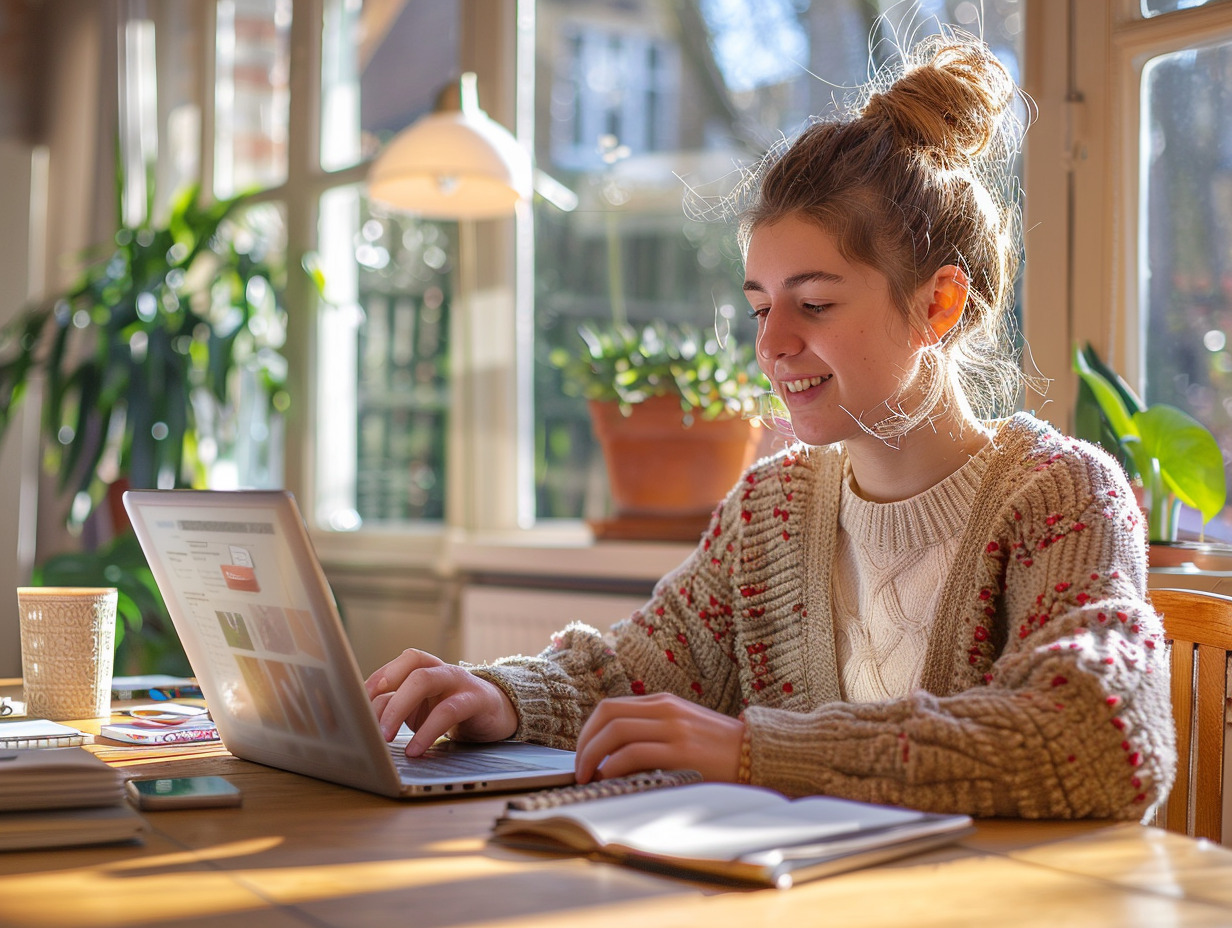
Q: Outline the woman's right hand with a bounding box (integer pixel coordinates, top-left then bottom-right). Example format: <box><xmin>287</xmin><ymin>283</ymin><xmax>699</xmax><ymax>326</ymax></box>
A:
<box><xmin>364</xmin><ymin>649</ymin><xmax>518</xmax><ymax>756</ymax></box>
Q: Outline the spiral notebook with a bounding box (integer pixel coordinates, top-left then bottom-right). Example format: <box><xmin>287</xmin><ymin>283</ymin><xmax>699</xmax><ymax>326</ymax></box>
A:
<box><xmin>0</xmin><ymin>719</ymin><xmax>92</xmax><ymax>749</ymax></box>
<box><xmin>494</xmin><ymin>774</ymin><xmax>973</xmax><ymax>888</ymax></box>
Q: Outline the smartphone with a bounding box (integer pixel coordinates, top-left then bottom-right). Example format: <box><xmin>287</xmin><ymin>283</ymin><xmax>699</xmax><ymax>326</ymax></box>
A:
<box><xmin>126</xmin><ymin>775</ymin><xmax>242</xmax><ymax>810</ymax></box>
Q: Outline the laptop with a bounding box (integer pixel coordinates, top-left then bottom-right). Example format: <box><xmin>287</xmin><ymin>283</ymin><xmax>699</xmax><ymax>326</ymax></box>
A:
<box><xmin>122</xmin><ymin>489</ymin><xmax>577</xmax><ymax>798</ymax></box>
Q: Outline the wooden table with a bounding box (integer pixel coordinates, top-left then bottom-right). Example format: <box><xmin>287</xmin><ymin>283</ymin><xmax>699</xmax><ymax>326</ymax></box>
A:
<box><xmin>3</xmin><ymin>690</ymin><xmax>1232</xmax><ymax>927</ymax></box>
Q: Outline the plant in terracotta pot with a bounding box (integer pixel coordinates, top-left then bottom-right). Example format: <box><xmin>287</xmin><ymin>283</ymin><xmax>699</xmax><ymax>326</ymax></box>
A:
<box><xmin>1072</xmin><ymin>343</ymin><xmax>1227</xmax><ymax>555</ymax></box>
<box><xmin>550</xmin><ymin>320</ymin><xmax>772</xmax><ymax>540</ymax></box>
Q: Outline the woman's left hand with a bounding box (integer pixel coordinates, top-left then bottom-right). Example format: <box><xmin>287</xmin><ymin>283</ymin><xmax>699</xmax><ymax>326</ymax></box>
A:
<box><xmin>574</xmin><ymin>692</ymin><xmax>745</xmax><ymax>784</ymax></box>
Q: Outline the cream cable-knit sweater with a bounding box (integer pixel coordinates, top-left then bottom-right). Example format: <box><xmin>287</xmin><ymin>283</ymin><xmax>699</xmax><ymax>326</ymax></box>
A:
<box><xmin>833</xmin><ymin>450</ymin><xmax>989</xmax><ymax>702</ymax></box>
<box><xmin>472</xmin><ymin>413</ymin><xmax>1176</xmax><ymax>820</ymax></box>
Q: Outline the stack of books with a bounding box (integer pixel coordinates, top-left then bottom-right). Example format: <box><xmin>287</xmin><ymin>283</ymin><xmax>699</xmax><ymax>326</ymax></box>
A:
<box><xmin>0</xmin><ymin>748</ymin><xmax>147</xmax><ymax>850</ymax></box>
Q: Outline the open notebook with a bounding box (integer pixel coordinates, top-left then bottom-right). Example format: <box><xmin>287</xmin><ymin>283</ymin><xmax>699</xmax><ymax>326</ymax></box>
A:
<box><xmin>123</xmin><ymin>489</ymin><xmax>576</xmax><ymax>798</ymax></box>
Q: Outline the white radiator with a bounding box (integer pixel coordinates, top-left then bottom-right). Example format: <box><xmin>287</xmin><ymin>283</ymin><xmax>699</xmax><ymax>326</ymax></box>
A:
<box><xmin>459</xmin><ymin>586</ymin><xmax>649</xmax><ymax>664</ymax></box>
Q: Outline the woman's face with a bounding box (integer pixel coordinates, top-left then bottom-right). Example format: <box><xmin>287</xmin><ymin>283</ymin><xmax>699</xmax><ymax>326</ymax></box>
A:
<box><xmin>743</xmin><ymin>214</ymin><xmax>930</xmax><ymax>448</ymax></box>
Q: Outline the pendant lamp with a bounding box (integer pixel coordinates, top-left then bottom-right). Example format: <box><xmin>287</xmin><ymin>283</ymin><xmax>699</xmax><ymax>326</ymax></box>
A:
<box><xmin>368</xmin><ymin>72</ymin><xmax>532</xmax><ymax>219</ymax></box>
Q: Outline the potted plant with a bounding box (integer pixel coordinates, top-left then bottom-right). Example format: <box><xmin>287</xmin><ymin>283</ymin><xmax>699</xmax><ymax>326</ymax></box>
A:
<box><xmin>0</xmin><ymin>183</ymin><xmax>288</xmax><ymax>672</ymax></box>
<box><xmin>550</xmin><ymin>320</ymin><xmax>771</xmax><ymax>540</ymax></box>
<box><xmin>1072</xmin><ymin>343</ymin><xmax>1227</xmax><ymax>556</ymax></box>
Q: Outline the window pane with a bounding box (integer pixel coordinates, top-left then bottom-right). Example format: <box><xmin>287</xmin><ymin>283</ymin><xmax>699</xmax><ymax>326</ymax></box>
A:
<box><xmin>214</xmin><ymin>0</ymin><xmax>292</xmax><ymax>198</ymax></box>
<box><xmin>315</xmin><ymin>186</ymin><xmax>454</xmax><ymax>530</ymax></box>
<box><xmin>320</xmin><ymin>0</ymin><xmax>460</xmax><ymax>173</ymax></box>
<box><xmin>1141</xmin><ymin>42</ymin><xmax>1232</xmax><ymax>539</ymax></box>
<box><xmin>531</xmin><ymin>0</ymin><xmax>1024</xmax><ymax>521</ymax></box>
<box><xmin>208</xmin><ymin>202</ymin><xmax>290</xmax><ymax>491</ymax></box>
<box><xmin>314</xmin><ymin>0</ymin><xmax>460</xmax><ymax>533</ymax></box>
<box><xmin>1142</xmin><ymin>0</ymin><xmax>1231</xmax><ymax>18</ymax></box>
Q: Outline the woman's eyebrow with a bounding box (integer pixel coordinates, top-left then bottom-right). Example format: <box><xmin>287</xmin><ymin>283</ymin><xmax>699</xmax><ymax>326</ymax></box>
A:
<box><xmin>742</xmin><ymin>269</ymin><xmax>844</xmax><ymax>292</ymax></box>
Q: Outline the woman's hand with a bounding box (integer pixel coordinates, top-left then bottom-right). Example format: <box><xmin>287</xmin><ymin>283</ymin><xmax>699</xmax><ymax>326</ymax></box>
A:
<box><xmin>574</xmin><ymin>692</ymin><xmax>745</xmax><ymax>784</ymax></box>
<box><xmin>364</xmin><ymin>649</ymin><xmax>518</xmax><ymax>756</ymax></box>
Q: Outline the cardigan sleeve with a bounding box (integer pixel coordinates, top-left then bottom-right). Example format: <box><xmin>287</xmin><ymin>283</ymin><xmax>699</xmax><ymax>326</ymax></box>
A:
<box><xmin>742</xmin><ymin>440</ymin><xmax>1176</xmax><ymax>820</ymax></box>
<box><xmin>468</xmin><ymin>487</ymin><xmax>753</xmax><ymax>750</ymax></box>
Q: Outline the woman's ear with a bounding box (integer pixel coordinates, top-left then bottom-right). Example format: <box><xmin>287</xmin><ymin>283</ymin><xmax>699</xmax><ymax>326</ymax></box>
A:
<box><xmin>926</xmin><ymin>265</ymin><xmax>970</xmax><ymax>342</ymax></box>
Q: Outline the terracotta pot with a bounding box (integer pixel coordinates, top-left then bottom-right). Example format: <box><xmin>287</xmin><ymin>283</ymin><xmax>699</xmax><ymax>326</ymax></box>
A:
<box><xmin>588</xmin><ymin>395</ymin><xmax>760</xmax><ymax>520</ymax></box>
<box><xmin>1148</xmin><ymin>540</ymin><xmax>1232</xmax><ymax>571</ymax></box>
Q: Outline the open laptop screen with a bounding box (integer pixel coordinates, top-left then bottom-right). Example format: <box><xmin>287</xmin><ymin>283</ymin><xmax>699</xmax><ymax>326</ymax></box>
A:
<box><xmin>123</xmin><ymin>490</ymin><xmax>406</xmax><ymax>796</ymax></box>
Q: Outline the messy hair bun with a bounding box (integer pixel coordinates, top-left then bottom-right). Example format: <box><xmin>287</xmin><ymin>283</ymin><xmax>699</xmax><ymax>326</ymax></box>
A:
<box><xmin>862</xmin><ymin>39</ymin><xmax>1017</xmax><ymax>160</ymax></box>
<box><xmin>729</xmin><ymin>29</ymin><xmax>1031</xmax><ymax>439</ymax></box>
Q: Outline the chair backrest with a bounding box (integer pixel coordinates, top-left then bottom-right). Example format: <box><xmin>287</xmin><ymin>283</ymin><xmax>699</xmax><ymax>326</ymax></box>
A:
<box><xmin>1150</xmin><ymin>587</ymin><xmax>1232</xmax><ymax>842</ymax></box>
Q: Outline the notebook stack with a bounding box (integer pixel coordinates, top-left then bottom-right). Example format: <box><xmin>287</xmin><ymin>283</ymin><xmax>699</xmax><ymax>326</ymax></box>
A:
<box><xmin>0</xmin><ymin>747</ymin><xmax>147</xmax><ymax>850</ymax></box>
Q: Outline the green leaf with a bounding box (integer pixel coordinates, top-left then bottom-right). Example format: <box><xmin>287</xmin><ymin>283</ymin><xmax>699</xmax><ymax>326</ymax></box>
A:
<box><xmin>1080</xmin><ymin>343</ymin><xmax>1144</xmax><ymax>414</ymax></box>
<box><xmin>1136</xmin><ymin>404</ymin><xmax>1228</xmax><ymax>523</ymax></box>
<box><xmin>1073</xmin><ymin>345</ymin><xmax>1139</xmax><ymax>443</ymax></box>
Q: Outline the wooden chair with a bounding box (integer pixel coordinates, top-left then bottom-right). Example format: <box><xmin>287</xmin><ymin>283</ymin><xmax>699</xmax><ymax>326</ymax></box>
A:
<box><xmin>1150</xmin><ymin>588</ymin><xmax>1232</xmax><ymax>842</ymax></box>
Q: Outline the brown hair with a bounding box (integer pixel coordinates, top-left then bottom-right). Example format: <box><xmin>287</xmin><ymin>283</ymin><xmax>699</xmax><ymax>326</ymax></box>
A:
<box><xmin>733</xmin><ymin>30</ymin><xmax>1030</xmax><ymax>433</ymax></box>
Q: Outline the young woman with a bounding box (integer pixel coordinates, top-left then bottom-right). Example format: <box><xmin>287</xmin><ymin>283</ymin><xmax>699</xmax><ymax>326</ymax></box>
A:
<box><xmin>366</xmin><ymin>32</ymin><xmax>1174</xmax><ymax>820</ymax></box>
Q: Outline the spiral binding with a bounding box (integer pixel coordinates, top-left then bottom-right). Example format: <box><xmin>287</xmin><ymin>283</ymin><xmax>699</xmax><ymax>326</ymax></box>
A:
<box><xmin>506</xmin><ymin>769</ymin><xmax>703</xmax><ymax>812</ymax></box>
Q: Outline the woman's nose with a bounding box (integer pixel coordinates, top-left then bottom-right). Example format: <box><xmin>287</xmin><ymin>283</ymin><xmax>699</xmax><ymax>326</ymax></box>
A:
<box><xmin>756</xmin><ymin>306</ymin><xmax>798</xmax><ymax>364</ymax></box>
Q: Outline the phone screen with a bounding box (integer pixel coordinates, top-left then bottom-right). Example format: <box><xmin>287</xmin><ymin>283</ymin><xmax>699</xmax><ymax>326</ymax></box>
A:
<box><xmin>126</xmin><ymin>775</ymin><xmax>242</xmax><ymax>810</ymax></box>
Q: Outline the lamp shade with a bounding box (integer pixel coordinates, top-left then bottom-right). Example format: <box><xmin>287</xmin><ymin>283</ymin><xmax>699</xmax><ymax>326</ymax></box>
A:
<box><xmin>368</xmin><ymin>74</ymin><xmax>532</xmax><ymax>219</ymax></box>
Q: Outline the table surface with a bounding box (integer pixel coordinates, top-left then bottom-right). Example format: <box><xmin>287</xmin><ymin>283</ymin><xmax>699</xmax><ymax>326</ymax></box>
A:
<box><xmin>3</xmin><ymin>683</ymin><xmax>1232</xmax><ymax>928</ymax></box>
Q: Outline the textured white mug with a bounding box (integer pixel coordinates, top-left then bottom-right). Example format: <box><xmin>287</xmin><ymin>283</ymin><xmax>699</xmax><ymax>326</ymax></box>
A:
<box><xmin>17</xmin><ymin>587</ymin><xmax>117</xmax><ymax>720</ymax></box>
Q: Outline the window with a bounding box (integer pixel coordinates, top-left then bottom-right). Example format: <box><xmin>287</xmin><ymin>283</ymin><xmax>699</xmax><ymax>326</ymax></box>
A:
<box><xmin>213</xmin><ymin>0</ymin><xmax>291</xmax><ymax>198</ymax></box>
<box><xmin>1142</xmin><ymin>0</ymin><xmax>1231</xmax><ymax>17</ymax></box>
<box><xmin>1066</xmin><ymin>1</ymin><xmax>1232</xmax><ymax>540</ymax></box>
<box><xmin>531</xmin><ymin>0</ymin><xmax>1025</xmax><ymax>522</ymax></box>
<box><xmin>548</xmin><ymin>26</ymin><xmax>679</xmax><ymax>172</ymax></box>
<box><xmin>112</xmin><ymin>0</ymin><xmax>1047</xmax><ymax>559</ymax></box>
<box><xmin>1141</xmin><ymin>33</ymin><xmax>1232</xmax><ymax>537</ymax></box>
<box><xmin>110</xmin><ymin>2</ymin><xmax>291</xmax><ymax>496</ymax></box>
<box><xmin>313</xmin><ymin>0</ymin><xmax>461</xmax><ymax>531</ymax></box>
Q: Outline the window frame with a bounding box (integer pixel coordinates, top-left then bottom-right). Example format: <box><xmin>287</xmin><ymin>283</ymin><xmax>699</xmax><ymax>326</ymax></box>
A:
<box><xmin>285</xmin><ymin>0</ymin><xmax>534</xmax><ymax>569</ymax></box>
<box><xmin>1060</xmin><ymin>0</ymin><xmax>1232</xmax><ymax>402</ymax></box>
<box><xmin>268</xmin><ymin>0</ymin><xmax>1232</xmax><ymax>571</ymax></box>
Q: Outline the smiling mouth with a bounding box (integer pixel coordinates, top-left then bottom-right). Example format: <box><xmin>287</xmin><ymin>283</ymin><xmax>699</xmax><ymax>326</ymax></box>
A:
<box><xmin>781</xmin><ymin>374</ymin><xmax>833</xmax><ymax>394</ymax></box>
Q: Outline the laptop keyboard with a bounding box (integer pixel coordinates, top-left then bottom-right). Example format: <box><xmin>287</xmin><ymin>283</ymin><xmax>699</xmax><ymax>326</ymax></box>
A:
<box><xmin>388</xmin><ymin>743</ymin><xmax>544</xmax><ymax>779</ymax></box>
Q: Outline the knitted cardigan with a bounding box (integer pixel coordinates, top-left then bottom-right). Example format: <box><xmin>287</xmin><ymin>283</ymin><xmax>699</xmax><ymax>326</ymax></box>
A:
<box><xmin>472</xmin><ymin>413</ymin><xmax>1176</xmax><ymax>820</ymax></box>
